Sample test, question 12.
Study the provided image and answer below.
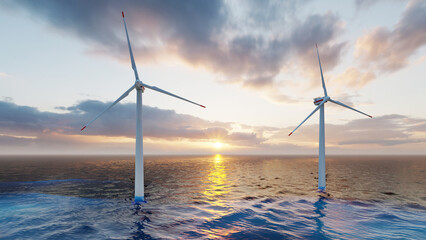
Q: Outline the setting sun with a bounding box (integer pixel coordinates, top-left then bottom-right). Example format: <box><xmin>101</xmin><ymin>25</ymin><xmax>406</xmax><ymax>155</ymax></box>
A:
<box><xmin>214</xmin><ymin>141</ymin><xmax>222</xmax><ymax>149</ymax></box>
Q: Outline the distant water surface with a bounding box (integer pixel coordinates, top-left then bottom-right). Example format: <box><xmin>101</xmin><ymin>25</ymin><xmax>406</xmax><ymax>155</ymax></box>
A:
<box><xmin>0</xmin><ymin>155</ymin><xmax>425</xmax><ymax>239</ymax></box>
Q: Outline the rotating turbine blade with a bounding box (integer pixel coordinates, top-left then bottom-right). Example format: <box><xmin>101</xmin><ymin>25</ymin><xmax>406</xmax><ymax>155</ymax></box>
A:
<box><xmin>316</xmin><ymin>44</ymin><xmax>328</xmax><ymax>97</ymax></box>
<box><xmin>289</xmin><ymin>100</ymin><xmax>325</xmax><ymax>136</ymax></box>
<box><xmin>81</xmin><ymin>84</ymin><xmax>136</xmax><ymax>131</ymax></box>
<box><xmin>329</xmin><ymin>99</ymin><xmax>372</xmax><ymax>118</ymax></box>
<box><xmin>122</xmin><ymin>11</ymin><xmax>140</xmax><ymax>81</ymax></box>
<box><xmin>141</xmin><ymin>82</ymin><xmax>205</xmax><ymax>108</ymax></box>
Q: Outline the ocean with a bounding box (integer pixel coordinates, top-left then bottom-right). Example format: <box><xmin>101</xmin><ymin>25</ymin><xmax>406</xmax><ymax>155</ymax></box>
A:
<box><xmin>0</xmin><ymin>155</ymin><xmax>425</xmax><ymax>239</ymax></box>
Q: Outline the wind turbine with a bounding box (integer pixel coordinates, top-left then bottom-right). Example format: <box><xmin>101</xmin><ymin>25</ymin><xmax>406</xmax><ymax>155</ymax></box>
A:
<box><xmin>288</xmin><ymin>44</ymin><xmax>372</xmax><ymax>192</ymax></box>
<box><xmin>81</xmin><ymin>12</ymin><xmax>205</xmax><ymax>203</ymax></box>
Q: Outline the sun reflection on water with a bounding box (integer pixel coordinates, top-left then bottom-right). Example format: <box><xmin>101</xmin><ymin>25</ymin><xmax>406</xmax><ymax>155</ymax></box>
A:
<box><xmin>214</xmin><ymin>153</ymin><xmax>222</xmax><ymax>163</ymax></box>
<box><xmin>200</xmin><ymin>154</ymin><xmax>240</xmax><ymax>237</ymax></box>
<box><xmin>204</xmin><ymin>154</ymin><xmax>229</xmax><ymax>201</ymax></box>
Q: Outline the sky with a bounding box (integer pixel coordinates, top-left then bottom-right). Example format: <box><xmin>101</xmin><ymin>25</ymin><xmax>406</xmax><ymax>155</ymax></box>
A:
<box><xmin>0</xmin><ymin>0</ymin><xmax>425</xmax><ymax>155</ymax></box>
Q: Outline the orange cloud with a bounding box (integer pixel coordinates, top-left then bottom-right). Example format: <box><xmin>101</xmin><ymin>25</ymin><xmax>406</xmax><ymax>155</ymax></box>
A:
<box><xmin>333</xmin><ymin>67</ymin><xmax>376</xmax><ymax>88</ymax></box>
<box><xmin>355</xmin><ymin>0</ymin><xmax>426</xmax><ymax>72</ymax></box>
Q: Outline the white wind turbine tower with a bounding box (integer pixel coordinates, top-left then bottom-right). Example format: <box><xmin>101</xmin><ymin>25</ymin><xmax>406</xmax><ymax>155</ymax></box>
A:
<box><xmin>289</xmin><ymin>44</ymin><xmax>372</xmax><ymax>192</ymax></box>
<box><xmin>81</xmin><ymin>12</ymin><xmax>205</xmax><ymax>203</ymax></box>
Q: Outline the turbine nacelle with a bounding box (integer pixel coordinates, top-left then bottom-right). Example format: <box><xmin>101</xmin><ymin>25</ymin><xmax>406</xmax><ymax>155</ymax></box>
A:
<box><xmin>313</xmin><ymin>96</ymin><xmax>329</xmax><ymax>105</ymax></box>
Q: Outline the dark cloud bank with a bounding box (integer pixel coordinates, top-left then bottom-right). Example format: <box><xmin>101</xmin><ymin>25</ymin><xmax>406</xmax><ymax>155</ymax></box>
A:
<box><xmin>2</xmin><ymin>0</ymin><xmax>347</xmax><ymax>102</ymax></box>
<box><xmin>0</xmin><ymin>99</ymin><xmax>259</xmax><ymax>142</ymax></box>
<box><xmin>1</xmin><ymin>100</ymin><xmax>426</xmax><ymax>154</ymax></box>
<box><xmin>0</xmin><ymin>99</ymin><xmax>267</xmax><ymax>154</ymax></box>
<box><xmin>2</xmin><ymin>0</ymin><xmax>424</xmax><ymax>102</ymax></box>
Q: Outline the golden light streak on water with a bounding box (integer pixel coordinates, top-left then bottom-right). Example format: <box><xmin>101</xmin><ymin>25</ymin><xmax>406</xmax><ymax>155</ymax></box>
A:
<box><xmin>199</xmin><ymin>154</ymin><xmax>239</xmax><ymax>237</ymax></box>
<box><xmin>199</xmin><ymin>154</ymin><xmax>242</xmax><ymax>238</ymax></box>
<box><xmin>203</xmin><ymin>154</ymin><xmax>229</xmax><ymax>200</ymax></box>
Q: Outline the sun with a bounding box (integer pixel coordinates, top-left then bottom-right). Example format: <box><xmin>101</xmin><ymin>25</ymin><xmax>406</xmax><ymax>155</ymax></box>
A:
<box><xmin>214</xmin><ymin>141</ymin><xmax>222</xmax><ymax>149</ymax></box>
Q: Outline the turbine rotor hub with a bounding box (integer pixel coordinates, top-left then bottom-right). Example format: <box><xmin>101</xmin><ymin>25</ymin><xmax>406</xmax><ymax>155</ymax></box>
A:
<box><xmin>135</xmin><ymin>81</ymin><xmax>145</xmax><ymax>91</ymax></box>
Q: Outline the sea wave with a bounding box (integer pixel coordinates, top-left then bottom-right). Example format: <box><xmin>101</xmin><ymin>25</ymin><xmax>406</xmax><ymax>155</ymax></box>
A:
<box><xmin>1</xmin><ymin>193</ymin><xmax>425</xmax><ymax>239</ymax></box>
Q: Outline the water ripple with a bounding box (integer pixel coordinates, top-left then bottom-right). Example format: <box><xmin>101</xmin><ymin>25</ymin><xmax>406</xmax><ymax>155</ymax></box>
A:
<box><xmin>0</xmin><ymin>155</ymin><xmax>425</xmax><ymax>239</ymax></box>
<box><xmin>1</xmin><ymin>193</ymin><xmax>425</xmax><ymax>239</ymax></box>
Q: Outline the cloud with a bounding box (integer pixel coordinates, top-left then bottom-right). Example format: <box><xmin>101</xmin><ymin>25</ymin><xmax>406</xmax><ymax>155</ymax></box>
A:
<box><xmin>339</xmin><ymin>138</ymin><xmax>426</xmax><ymax>146</ymax></box>
<box><xmin>1</xmin><ymin>100</ymin><xmax>426</xmax><ymax>154</ymax></box>
<box><xmin>354</xmin><ymin>0</ymin><xmax>403</xmax><ymax>11</ymax></box>
<box><xmin>333</xmin><ymin>115</ymin><xmax>411</xmax><ymax>145</ymax></box>
<box><xmin>2</xmin><ymin>0</ymin><xmax>347</xmax><ymax>103</ymax></box>
<box><xmin>0</xmin><ymin>134</ymin><xmax>35</xmax><ymax>146</ymax></box>
<box><xmin>0</xmin><ymin>72</ymin><xmax>8</xmax><ymax>78</ymax></box>
<box><xmin>0</xmin><ymin>99</ymin><xmax>265</xmax><ymax>152</ymax></box>
<box><xmin>355</xmin><ymin>0</ymin><xmax>426</xmax><ymax>72</ymax></box>
<box><xmin>332</xmin><ymin>67</ymin><xmax>376</xmax><ymax>88</ymax></box>
<box><xmin>354</xmin><ymin>0</ymin><xmax>385</xmax><ymax>10</ymax></box>
<box><xmin>409</xmin><ymin>123</ymin><xmax>426</xmax><ymax>132</ymax></box>
<box><xmin>271</xmin><ymin>114</ymin><xmax>426</xmax><ymax>153</ymax></box>
<box><xmin>0</xmin><ymin>100</ymin><xmax>62</xmax><ymax>134</ymax></box>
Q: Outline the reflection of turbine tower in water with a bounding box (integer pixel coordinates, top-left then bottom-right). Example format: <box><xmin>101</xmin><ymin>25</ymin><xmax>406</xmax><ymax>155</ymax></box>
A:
<box><xmin>289</xmin><ymin>44</ymin><xmax>372</xmax><ymax>192</ymax></box>
<box><xmin>313</xmin><ymin>197</ymin><xmax>327</xmax><ymax>237</ymax></box>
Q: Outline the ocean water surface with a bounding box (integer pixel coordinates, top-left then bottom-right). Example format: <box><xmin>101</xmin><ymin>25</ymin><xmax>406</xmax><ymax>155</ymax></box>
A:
<box><xmin>0</xmin><ymin>155</ymin><xmax>425</xmax><ymax>239</ymax></box>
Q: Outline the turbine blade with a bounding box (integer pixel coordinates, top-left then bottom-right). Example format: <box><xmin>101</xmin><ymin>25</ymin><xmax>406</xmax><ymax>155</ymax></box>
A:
<box><xmin>81</xmin><ymin>84</ymin><xmax>136</xmax><ymax>131</ymax></box>
<box><xmin>316</xmin><ymin>44</ymin><xmax>328</xmax><ymax>97</ymax></box>
<box><xmin>141</xmin><ymin>82</ymin><xmax>205</xmax><ymax>108</ymax></box>
<box><xmin>122</xmin><ymin>11</ymin><xmax>140</xmax><ymax>81</ymax></box>
<box><xmin>329</xmin><ymin>99</ymin><xmax>372</xmax><ymax>118</ymax></box>
<box><xmin>289</xmin><ymin>101</ymin><xmax>325</xmax><ymax>136</ymax></box>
